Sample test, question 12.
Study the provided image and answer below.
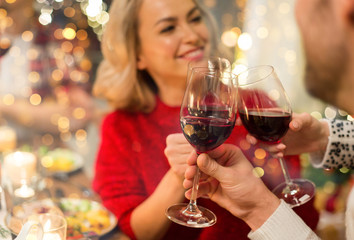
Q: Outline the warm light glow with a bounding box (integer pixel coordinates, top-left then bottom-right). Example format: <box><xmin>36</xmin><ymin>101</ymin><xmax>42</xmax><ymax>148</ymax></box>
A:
<box><xmin>238</xmin><ymin>33</ymin><xmax>252</xmax><ymax>51</ymax></box>
<box><xmin>41</xmin><ymin>156</ymin><xmax>54</xmax><ymax>168</ymax></box>
<box><xmin>30</xmin><ymin>94</ymin><xmax>42</xmax><ymax>105</ymax></box>
<box><xmin>97</xmin><ymin>11</ymin><xmax>109</xmax><ymax>25</ymax></box>
<box><xmin>39</xmin><ymin>13</ymin><xmax>52</xmax><ymax>25</ymax></box>
<box><xmin>239</xmin><ymin>139</ymin><xmax>250</xmax><ymax>150</ymax></box>
<box><xmin>42</xmin><ymin>134</ymin><xmax>54</xmax><ymax>146</ymax></box>
<box><xmin>54</xmin><ymin>29</ymin><xmax>64</xmax><ymax>39</ymax></box>
<box><xmin>58</xmin><ymin>117</ymin><xmax>70</xmax><ymax>131</ymax></box>
<box><xmin>310</xmin><ymin>111</ymin><xmax>323</xmax><ymax>120</ymax></box>
<box><xmin>324</xmin><ymin>107</ymin><xmax>337</xmax><ymax>119</ymax></box>
<box><xmin>256</xmin><ymin>27</ymin><xmax>268</xmax><ymax>39</ymax></box>
<box><xmin>221</xmin><ymin>30</ymin><xmax>238</xmax><ymax>47</ymax></box>
<box><xmin>86</xmin><ymin>0</ymin><xmax>102</xmax><ymax>17</ymax></box>
<box><xmin>75</xmin><ymin>129</ymin><xmax>87</xmax><ymax>141</ymax></box>
<box><xmin>61</xmin><ymin>41</ymin><xmax>74</xmax><ymax>52</ymax></box>
<box><xmin>232</xmin><ymin>63</ymin><xmax>248</xmax><ymax>75</ymax></box>
<box><xmin>60</xmin><ymin>131</ymin><xmax>72</xmax><ymax>142</ymax></box>
<box><xmin>284</xmin><ymin>50</ymin><xmax>297</xmax><ymax>63</ymax></box>
<box><xmin>27</xmin><ymin>48</ymin><xmax>39</xmax><ymax>60</ymax></box>
<box><xmin>252</xmin><ymin>167</ymin><xmax>264</xmax><ymax>178</ymax></box>
<box><xmin>52</xmin><ymin>69</ymin><xmax>64</xmax><ymax>82</ymax></box>
<box><xmin>3</xmin><ymin>94</ymin><xmax>15</xmax><ymax>105</ymax></box>
<box><xmin>9</xmin><ymin>46</ymin><xmax>20</xmax><ymax>57</ymax></box>
<box><xmin>73</xmin><ymin>107</ymin><xmax>86</xmax><ymax>119</ymax></box>
<box><xmin>22</xmin><ymin>31</ymin><xmax>34</xmax><ymax>42</ymax></box>
<box><xmin>64</xmin><ymin>7</ymin><xmax>76</xmax><ymax>18</ymax></box>
<box><xmin>254</xmin><ymin>148</ymin><xmax>266</xmax><ymax>159</ymax></box>
<box><xmin>28</xmin><ymin>71</ymin><xmax>40</xmax><ymax>83</ymax></box>
<box><xmin>76</xmin><ymin>29</ymin><xmax>88</xmax><ymax>41</ymax></box>
<box><xmin>63</xmin><ymin>27</ymin><xmax>76</xmax><ymax>40</ymax></box>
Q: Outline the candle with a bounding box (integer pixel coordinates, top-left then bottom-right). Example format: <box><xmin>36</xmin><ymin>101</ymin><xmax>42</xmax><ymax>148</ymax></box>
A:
<box><xmin>0</xmin><ymin>125</ymin><xmax>16</xmax><ymax>152</ymax></box>
<box><xmin>3</xmin><ymin>151</ymin><xmax>37</xmax><ymax>185</ymax></box>
<box><xmin>14</xmin><ymin>183</ymin><xmax>35</xmax><ymax>198</ymax></box>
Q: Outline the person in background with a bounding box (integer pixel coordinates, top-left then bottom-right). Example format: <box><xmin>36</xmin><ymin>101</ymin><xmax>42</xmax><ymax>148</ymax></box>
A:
<box><xmin>184</xmin><ymin>0</ymin><xmax>354</xmax><ymax>239</ymax></box>
<box><xmin>0</xmin><ymin>0</ymin><xmax>95</xmax><ymax>149</ymax></box>
<box><xmin>92</xmin><ymin>0</ymin><xmax>319</xmax><ymax>239</ymax></box>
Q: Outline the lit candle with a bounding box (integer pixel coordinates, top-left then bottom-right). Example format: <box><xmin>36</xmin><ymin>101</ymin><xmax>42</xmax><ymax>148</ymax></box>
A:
<box><xmin>14</xmin><ymin>183</ymin><xmax>35</xmax><ymax>198</ymax></box>
<box><xmin>3</xmin><ymin>151</ymin><xmax>37</xmax><ymax>185</ymax></box>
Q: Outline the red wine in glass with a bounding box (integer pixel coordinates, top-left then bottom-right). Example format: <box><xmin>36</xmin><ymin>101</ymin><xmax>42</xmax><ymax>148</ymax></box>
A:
<box><xmin>181</xmin><ymin>115</ymin><xmax>235</xmax><ymax>154</ymax></box>
<box><xmin>237</xmin><ymin>65</ymin><xmax>315</xmax><ymax>207</ymax></box>
<box><xmin>166</xmin><ymin>65</ymin><xmax>237</xmax><ymax>227</ymax></box>
<box><xmin>238</xmin><ymin>109</ymin><xmax>291</xmax><ymax>143</ymax></box>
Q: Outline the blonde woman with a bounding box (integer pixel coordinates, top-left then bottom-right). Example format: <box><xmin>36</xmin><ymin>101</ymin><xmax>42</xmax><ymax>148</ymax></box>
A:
<box><xmin>92</xmin><ymin>0</ymin><xmax>319</xmax><ymax>239</ymax></box>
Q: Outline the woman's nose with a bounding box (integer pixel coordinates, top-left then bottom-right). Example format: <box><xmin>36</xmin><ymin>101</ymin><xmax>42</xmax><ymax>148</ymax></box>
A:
<box><xmin>181</xmin><ymin>24</ymin><xmax>200</xmax><ymax>44</ymax></box>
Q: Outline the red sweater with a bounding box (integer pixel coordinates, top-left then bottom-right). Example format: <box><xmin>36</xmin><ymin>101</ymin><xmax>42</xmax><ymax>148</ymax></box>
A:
<box><xmin>93</xmin><ymin>97</ymin><xmax>319</xmax><ymax>240</ymax></box>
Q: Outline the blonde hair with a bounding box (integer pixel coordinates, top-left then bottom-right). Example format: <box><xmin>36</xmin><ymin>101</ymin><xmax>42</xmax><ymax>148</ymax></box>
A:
<box><xmin>93</xmin><ymin>0</ymin><xmax>229</xmax><ymax>113</ymax></box>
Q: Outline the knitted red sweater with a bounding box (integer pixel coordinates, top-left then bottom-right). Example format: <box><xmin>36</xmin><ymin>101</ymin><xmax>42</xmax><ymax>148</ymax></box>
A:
<box><xmin>93</xmin><ymin>97</ymin><xmax>319</xmax><ymax>240</ymax></box>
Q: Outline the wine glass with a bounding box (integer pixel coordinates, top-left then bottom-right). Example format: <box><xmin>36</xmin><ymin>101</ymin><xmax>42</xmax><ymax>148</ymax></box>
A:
<box><xmin>165</xmin><ymin>67</ymin><xmax>237</xmax><ymax>227</ymax></box>
<box><xmin>187</xmin><ymin>56</ymin><xmax>232</xmax><ymax>77</ymax></box>
<box><xmin>237</xmin><ymin>65</ymin><xmax>315</xmax><ymax>207</ymax></box>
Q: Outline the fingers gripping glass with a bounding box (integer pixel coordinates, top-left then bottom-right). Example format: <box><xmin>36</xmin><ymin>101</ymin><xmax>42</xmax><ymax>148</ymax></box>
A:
<box><xmin>237</xmin><ymin>65</ymin><xmax>315</xmax><ymax>207</ymax></box>
<box><xmin>165</xmin><ymin>60</ymin><xmax>237</xmax><ymax>228</ymax></box>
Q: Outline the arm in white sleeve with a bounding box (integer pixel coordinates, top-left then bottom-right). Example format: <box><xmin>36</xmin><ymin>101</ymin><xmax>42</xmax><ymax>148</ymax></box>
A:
<box><xmin>310</xmin><ymin>119</ymin><xmax>354</xmax><ymax>169</ymax></box>
<box><xmin>248</xmin><ymin>200</ymin><xmax>320</xmax><ymax>240</ymax></box>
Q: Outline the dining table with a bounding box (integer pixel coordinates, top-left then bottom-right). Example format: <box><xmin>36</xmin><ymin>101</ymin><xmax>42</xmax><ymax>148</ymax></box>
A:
<box><xmin>1</xmin><ymin>168</ymin><xmax>131</xmax><ymax>240</ymax></box>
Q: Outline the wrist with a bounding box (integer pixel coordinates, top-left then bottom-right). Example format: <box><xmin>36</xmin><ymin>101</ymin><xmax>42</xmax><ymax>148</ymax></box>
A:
<box><xmin>242</xmin><ymin>191</ymin><xmax>280</xmax><ymax>231</ymax></box>
<box><xmin>319</xmin><ymin>120</ymin><xmax>330</xmax><ymax>153</ymax></box>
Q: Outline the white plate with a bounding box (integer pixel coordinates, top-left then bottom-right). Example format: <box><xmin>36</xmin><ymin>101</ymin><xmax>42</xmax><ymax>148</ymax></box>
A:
<box><xmin>41</xmin><ymin>148</ymin><xmax>84</xmax><ymax>174</ymax></box>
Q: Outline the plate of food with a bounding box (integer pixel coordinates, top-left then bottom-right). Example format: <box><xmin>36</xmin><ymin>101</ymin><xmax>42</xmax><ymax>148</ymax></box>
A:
<box><xmin>40</xmin><ymin>148</ymin><xmax>84</xmax><ymax>174</ymax></box>
<box><xmin>58</xmin><ymin>198</ymin><xmax>117</xmax><ymax>238</ymax></box>
<box><xmin>5</xmin><ymin>198</ymin><xmax>117</xmax><ymax>239</ymax></box>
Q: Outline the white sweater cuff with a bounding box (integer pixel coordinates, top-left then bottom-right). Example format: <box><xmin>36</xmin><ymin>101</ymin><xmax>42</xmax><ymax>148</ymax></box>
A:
<box><xmin>248</xmin><ymin>200</ymin><xmax>319</xmax><ymax>240</ymax></box>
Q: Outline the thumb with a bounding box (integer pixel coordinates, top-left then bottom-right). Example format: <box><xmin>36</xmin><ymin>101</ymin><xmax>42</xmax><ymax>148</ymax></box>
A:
<box><xmin>197</xmin><ymin>153</ymin><xmax>224</xmax><ymax>181</ymax></box>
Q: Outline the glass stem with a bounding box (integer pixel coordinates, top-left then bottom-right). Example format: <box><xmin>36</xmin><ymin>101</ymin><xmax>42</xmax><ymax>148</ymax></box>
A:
<box><xmin>184</xmin><ymin>166</ymin><xmax>201</xmax><ymax>214</ymax></box>
<box><xmin>278</xmin><ymin>157</ymin><xmax>293</xmax><ymax>185</ymax></box>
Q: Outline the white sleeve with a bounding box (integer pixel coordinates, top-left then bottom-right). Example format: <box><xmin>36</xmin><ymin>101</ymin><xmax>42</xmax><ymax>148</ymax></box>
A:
<box><xmin>309</xmin><ymin>119</ymin><xmax>354</xmax><ymax>169</ymax></box>
<box><xmin>248</xmin><ymin>200</ymin><xmax>320</xmax><ymax>240</ymax></box>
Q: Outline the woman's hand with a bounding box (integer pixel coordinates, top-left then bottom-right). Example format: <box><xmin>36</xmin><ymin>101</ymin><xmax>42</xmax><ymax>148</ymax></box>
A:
<box><xmin>165</xmin><ymin>133</ymin><xmax>194</xmax><ymax>181</ymax></box>
<box><xmin>183</xmin><ymin>144</ymin><xmax>280</xmax><ymax>230</ymax></box>
<box><xmin>246</xmin><ymin>112</ymin><xmax>330</xmax><ymax>157</ymax></box>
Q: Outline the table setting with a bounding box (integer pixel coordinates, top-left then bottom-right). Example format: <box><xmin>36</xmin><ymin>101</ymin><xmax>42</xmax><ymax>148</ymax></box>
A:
<box><xmin>0</xmin><ymin>131</ymin><xmax>128</xmax><ymax>240</ymax></box>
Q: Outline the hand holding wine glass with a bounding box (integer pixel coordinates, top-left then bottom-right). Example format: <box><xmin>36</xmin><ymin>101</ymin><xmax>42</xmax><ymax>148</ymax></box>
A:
<box><xmin>237</xmin><ymin>65</ymin><xmax>315</xmax><ymax>207</ymax></box>
<box><xmin>165</xmin><ymin>63</ymin><xmax>237</xmax><ymax>228</ymax></box>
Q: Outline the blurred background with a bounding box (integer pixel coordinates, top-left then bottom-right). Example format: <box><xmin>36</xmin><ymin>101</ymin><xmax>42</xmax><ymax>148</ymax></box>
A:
<box><xmin>1</xmin><ymin>0</ymin><xmax>352</xmax><ymax>238</ymax></box>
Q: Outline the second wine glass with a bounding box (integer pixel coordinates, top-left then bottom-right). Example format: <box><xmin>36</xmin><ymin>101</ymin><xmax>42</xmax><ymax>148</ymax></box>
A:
<box><xmin>166</xmin><ymin>67</ymin><xmax>237</xmax><ymax>227</ymax></box>
<box><xmin>237</xmin><ymin>65</ymin><xmax>315</xmax><ymax>207</ymax></box>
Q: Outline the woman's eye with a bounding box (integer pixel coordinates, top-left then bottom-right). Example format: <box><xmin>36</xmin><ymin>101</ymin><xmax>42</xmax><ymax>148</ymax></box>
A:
<box><xmin>190</xmin><ymin>15</ymin><xmax>202</xmax><ymax>23</ymax></box>
<box><xmin>160</xmin><ymin>25</ymin><xmax>175</xmax><ymax>33</ymax></box>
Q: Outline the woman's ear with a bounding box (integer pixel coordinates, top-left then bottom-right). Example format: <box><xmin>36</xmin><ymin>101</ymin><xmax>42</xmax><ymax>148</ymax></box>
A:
<box><xmin>341</xmin><ymin>0</ymin><xmax>354</xmax><ymax>25</ymax></box>
<box><xmin>137</xmin><ymin>55</ymin><xmax>147</xmax><ymax>70</ymax></box>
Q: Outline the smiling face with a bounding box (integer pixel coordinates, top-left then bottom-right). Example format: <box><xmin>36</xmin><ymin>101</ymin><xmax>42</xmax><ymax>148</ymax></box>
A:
<box><xmin>136</xmin><ymin>0</ymin><xmax>210</xmax><ymax>88</ymax></box>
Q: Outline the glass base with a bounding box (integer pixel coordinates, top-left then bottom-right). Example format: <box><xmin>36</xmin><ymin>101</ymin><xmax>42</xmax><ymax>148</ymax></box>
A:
<box><xmin>272</xmin><ymin>178</ymin><xmax>316</xmax><ymax>208</ymax></box>
<box><xmin>166</xmin><ymin>203</ymin><xmax>216</xmax><ymax>228</ymax></box>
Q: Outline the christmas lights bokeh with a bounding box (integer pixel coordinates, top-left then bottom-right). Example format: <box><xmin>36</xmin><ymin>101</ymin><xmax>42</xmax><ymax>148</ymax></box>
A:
<box><xmin>1</xmin><ymin>0</ymin><xmax>352</xmax><ymax>237</ymax></box>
